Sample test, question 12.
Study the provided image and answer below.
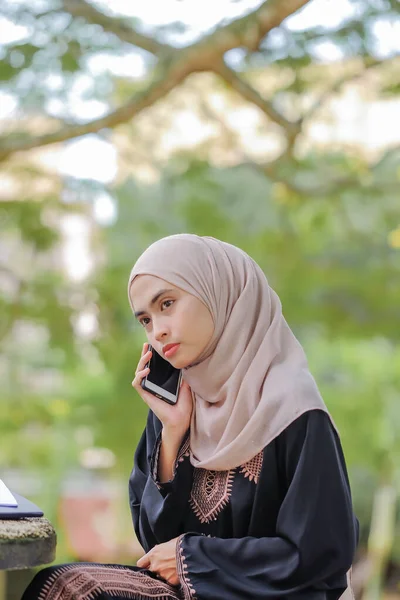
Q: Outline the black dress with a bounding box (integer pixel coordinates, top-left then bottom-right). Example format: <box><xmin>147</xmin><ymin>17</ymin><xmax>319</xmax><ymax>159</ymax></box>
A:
<box><xmin>22</xmin><ymin>409</ymin><xmax>358</xmax><ymax>600</ymax></box>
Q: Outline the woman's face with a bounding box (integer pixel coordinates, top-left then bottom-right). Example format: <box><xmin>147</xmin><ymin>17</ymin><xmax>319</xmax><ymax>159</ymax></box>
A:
<box><xmin>130</xmin><ymin>275</ymin><xmax>215</xmax><ymax>369</ymax></box>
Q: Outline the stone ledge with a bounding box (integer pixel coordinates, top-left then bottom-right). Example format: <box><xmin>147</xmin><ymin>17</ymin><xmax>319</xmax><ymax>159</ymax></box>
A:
<box><xmin>0</xmin><ymin>518</ymin><xmax>56</xmax><ymax>570</ymax></box>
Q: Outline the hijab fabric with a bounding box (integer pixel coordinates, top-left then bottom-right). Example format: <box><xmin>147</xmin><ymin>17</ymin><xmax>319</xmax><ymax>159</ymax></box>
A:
<box><xmin>128</xmin><ymin>234</ymin><xmax>335</xmax><ymax>471</ymax></box>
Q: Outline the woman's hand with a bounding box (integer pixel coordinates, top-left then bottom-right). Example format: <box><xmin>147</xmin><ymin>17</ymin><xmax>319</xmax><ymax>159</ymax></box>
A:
<box><xmin>132</xmin><ymin>343</ymin><xmax>193</xmax><ymax>437</ymax></box>
<box><xmin>136</xmin><ymin>537</ymin><xmax>180</xmax><ymax>586</ymax></box>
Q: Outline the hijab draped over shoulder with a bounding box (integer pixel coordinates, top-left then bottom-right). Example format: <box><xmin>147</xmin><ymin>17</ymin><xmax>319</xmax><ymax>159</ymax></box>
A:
<box><xmin>128</xmin><ymin>234</ymin><xmax>335</xmax><ymax>471</ymax></box>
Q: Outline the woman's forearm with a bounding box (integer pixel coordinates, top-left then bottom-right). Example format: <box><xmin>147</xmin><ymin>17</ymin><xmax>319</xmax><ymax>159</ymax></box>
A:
<box><xmin>158</xmin><ymin>427</ymin><xmax>187</xmax><ymax>483</ymax></box>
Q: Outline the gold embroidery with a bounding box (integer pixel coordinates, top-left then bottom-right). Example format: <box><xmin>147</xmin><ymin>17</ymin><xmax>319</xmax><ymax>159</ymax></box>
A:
<box><xmin>152</xmin><ymin>434</ymin><xmax>190</xmax><ymax>489</ymax></box>
<box><xmin>176</xmin><ymin>436</ymin><xmax>190</xmax><ymax>464</ymax></box>
<box><xmin>176</xmin><ymin>535</ymin><xmax>197</xmax><ymax>600</ymax></box>
<box><xmin>239</xmin><ymin>450</ymin><xmax>263</xmax><ymax>484</ymax></box>
<box><xmin>189</xmin><ymin>468</ymin><xmax>235</xmax><ymax>524</ymax></box>
<box><xmin>37</xmin><ymin>564</ymin><xmax>181</xmax><ymax>600</ymax></box>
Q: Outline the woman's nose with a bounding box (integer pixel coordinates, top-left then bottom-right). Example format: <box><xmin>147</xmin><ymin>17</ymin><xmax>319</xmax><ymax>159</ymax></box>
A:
<box><xmin>153</xmin><ymin>320</ymin><xmax>169</xmax><ymax>342</ymax></box>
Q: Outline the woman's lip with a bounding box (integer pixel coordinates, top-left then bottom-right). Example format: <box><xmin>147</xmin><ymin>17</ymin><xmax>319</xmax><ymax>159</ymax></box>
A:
<box><xmin>164</xmin><ymin>344</ymin><xmax>180</xmax><ymax>358</ymax></box>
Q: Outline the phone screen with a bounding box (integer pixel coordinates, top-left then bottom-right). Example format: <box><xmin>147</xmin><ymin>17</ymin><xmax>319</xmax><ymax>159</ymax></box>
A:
<box><xmin>143</xmin><ymin>346</ymin><xmax>181</xmax><ymax>403</ymax></box>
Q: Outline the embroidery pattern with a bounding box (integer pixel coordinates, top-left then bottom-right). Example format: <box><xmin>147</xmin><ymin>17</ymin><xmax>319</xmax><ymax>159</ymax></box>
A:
<box><xmin>37</xmin><ymin>564</ymin><xmax>181</xmax><ymax>600</ymax></box>
<box><xmin>151</xmin><ymin>436</ymin><xmax>162</xmax><ymax>487</ymax></box>
<box><xmin>176</xmin><ymin>435</ymin><xmax>190</xmax><ymax>464</ymax></box>
<box><xmin>189</xmin><ymin>468</ymin><xmax>235</xmax><ymax>524</ymax></box>
<box><xmin>152</xmin><ymin>434</ymin><xmax>190</xmax><ymax>489</ymax></box>
<box><xmin>239</xmin><ymin>450</ymin><xmax>264</xmax><ymax>484</ymax></box>
<box><xmin>176</xmin><ymin>535</ymin><xmax>197</xmax><ymax>600</ymax></box>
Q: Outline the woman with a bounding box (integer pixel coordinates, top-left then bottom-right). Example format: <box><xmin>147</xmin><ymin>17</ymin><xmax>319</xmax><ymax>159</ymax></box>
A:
<box><xmin>22</xmin><ymin>234</ymin><xmax>358</xmax><ymax>600</ymax></box>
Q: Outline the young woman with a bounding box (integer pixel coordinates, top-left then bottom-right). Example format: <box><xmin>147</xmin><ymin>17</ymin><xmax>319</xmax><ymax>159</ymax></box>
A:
<box><xmin>22</xmin><ymin>234</ymin><xmax>358</xmax><ymax>600</ymax></box>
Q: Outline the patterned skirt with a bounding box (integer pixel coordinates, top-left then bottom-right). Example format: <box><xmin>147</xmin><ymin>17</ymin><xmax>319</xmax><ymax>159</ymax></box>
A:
<box><xmin>21</xmin><ymin>563</ymin><xmax>184</xmax><ymax>600</ymax></box>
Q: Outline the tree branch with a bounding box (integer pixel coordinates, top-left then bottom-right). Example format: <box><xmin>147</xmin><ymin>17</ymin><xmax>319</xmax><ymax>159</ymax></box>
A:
<box><xmin>0</xmin><ymin>0</ymin><xmax>312</xmax><ymax>161</ymax></box>
<box><xmin>0</xmin><ymin>58</ymin><xmax>190</xmax><ymax>162</ymax></box>
<box><xmin>193</xmin><ymin>89</ymin><xmax>302</xmax><ymax>192</ymax></box>
<box><xmin>61</xmin><ymin>0</ymin><xmax>311</xmax><ymax>59</ymax></box>
<box><xmin>199</xmin><ymin>0</ymin><xmax>311</xmax><ymax>55</ymax></box>
<box><xmin>60</xmin><ymin>0</ymin><xmax>172</xmax><ymax>57</ymax></box>
<box><xmin>212</xmin><ymin>60</ymin><xmax>301</xmax><ymax>134</ymax></box>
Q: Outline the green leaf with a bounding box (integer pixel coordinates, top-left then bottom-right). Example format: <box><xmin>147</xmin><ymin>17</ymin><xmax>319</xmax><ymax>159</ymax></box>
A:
<box><xmin>60</xmin><ymin>52</ymin><xmax>80</xmax><ymax>72</ymax></box>
<box><xmin>13</xmin><ymin>42</ymin><xmax>40</xmax><ymax>65</ymax></box>
<box><xmin>0</xmin><ymin>60</ymin><xmax>18</xmax><ymax>81</ymax></box>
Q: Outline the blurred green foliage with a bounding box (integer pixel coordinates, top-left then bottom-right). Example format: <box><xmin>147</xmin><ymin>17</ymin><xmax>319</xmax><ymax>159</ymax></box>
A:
<box><xmin>2</xmin><ymin>158</ymin><xmax>400</xmax><ymax>559</ymax></box>
<box><xmin>0</xmin><ymin>0</ymin><xmax>399</xmax><ymax>568</ymax></box>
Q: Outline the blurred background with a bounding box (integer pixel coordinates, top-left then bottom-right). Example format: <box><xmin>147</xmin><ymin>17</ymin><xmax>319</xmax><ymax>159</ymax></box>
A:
<box><xmin>0</xmin><ymin>0</ymin><xmax>399</xmax><ymax>598</ymax></box>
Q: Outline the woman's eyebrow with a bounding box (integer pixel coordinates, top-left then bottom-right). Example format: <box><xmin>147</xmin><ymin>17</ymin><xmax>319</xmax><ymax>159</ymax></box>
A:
<box><xmin>134</xmin><ymin>288</ymin><xmax>175</xmax><ymax>318</ymax></box>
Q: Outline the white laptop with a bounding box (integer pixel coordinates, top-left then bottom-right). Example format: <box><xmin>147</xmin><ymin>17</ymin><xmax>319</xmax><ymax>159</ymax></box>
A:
<box><xmin>0</xmin><ymin>479</ymin><xmax>18</xmax><ymax>507</ymax></box>
<box><xmin>0</xmin><ymin>479</ymin><xmax>43</xmax><ymax>519</ymax></box>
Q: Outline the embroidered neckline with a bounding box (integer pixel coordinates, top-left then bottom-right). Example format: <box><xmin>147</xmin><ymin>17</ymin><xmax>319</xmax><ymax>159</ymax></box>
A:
<box><xmin>239</xmin><ymin>450</ymin><xmax>264</xmax><ymax>484</ymax></box>
<box><xmin>188</xmin><ymin>449</ymin><xmax>264</xmax><ymax>524</ymax></box>
<box><xmin>189</xmin><ymin>468</ymin><xmax>235</xmax><ymax>524</ymax></box>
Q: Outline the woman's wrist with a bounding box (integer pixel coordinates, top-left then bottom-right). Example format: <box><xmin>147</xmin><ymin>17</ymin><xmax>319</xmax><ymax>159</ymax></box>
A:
<box><xmin>162</xmin><ymin>424</ymin><xmax>189</xmax><ymax>446</ymax></box>
<box><xmin>157</xmin><ymin>426</ymin><xmax>188</xmax><ymax>483</ymax></box>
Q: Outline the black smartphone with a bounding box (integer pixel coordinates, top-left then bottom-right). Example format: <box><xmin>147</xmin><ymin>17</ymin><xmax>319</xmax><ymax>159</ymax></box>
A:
<box><xmin>141</xmin><ymin>345</ymin><xmax>182</xmax><ymax>405</ymax></box>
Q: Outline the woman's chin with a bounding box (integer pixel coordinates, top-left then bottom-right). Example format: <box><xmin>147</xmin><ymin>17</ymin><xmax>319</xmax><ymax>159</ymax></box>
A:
<box><xmin>168</xmin><ymin>345</ymin><xmax>205</xmax><ymax>370</ymax></box>
<box><xmin>169</xmin><ymin>352</ymin><xmax>194</xmax><ymax>370</ymax></box>
<box><xmin>172</xmin><ymin>358</ymin><xmax>191</xmax><ymax>370</ymax></box>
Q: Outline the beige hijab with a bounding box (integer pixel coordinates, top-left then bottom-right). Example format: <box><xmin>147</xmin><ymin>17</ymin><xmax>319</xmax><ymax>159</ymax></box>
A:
<box><xmin>128</xmin><ymin>234</ymin><xmax>336</xmax><ymax>471</ymax></box>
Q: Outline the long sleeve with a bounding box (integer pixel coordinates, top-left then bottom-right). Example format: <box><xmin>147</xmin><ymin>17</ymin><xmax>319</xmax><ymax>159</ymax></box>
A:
<box><xmin>177</xmin><ymin>410</ymin><xmax>358</xmax><ymax>600</ymax></box>
<box><xmin>129</xmin><ymin>410</ymin><xmax>193</xmax><ymax>552</ymax></box>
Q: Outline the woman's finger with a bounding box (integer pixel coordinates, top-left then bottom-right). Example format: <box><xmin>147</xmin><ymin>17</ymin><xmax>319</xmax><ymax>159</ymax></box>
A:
<box><xmin>136</xmin><ymin>342</ymin><xmax>149</xmax><ymax>370</ymax></box>
<box><xmin>135</xmin><ymin>349</ymin><xmax>152</xmax><ymax>376</ymax></box>
<box><xmin>132</xmin><ymin>367</ymin><xmax>150</xmax><ymax>389</ymax></box>
<box><xmin>136</xmin><ymin>553</ymin><xmax>151</xmax><ymax>569</ymax></box>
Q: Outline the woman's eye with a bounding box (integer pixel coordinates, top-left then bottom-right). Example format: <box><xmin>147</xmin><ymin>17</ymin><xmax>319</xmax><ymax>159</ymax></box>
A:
<box><xmin>138</xmin><ymin>300</ymin><xmax>173</xmax><ymax>327</ymax></box>
<box><xmin>161</xmin><ymin>299</ymin><xmax>174</xmax><ymax>310</ymax></box>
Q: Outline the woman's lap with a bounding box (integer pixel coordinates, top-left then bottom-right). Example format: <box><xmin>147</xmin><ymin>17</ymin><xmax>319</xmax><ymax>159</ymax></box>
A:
<box><xmin>22</xmin><ymin>562</ymin><xmax>182</xmax><ymax>600</ymax></box>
